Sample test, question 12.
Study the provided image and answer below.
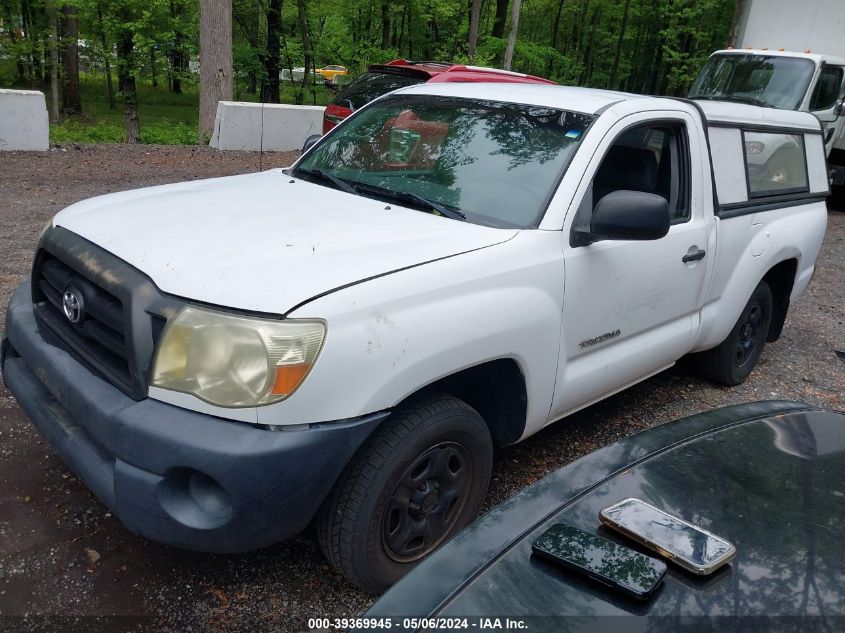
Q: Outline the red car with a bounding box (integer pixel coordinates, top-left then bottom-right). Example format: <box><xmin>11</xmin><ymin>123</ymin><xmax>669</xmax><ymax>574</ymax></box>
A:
<box><xmin>322</xmin><ymin>59</ymin><xmax>556</xmax><ymax>134</ymax></box>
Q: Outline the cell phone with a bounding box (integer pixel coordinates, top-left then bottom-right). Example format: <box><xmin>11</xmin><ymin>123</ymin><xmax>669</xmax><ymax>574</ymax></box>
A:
<box><xmin>599</xmin><ymin>498</ymin><xmax>736</xmax><ymax>575</ymax></box>
<box><xmin>531</xmin><ymin>523</ymin><xmax>667</xmax><ymax>600</ymax></box>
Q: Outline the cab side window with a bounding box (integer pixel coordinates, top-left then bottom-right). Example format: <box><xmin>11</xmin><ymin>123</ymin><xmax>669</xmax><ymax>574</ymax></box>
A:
<box><xmin>810</xmin><ymin>66</ymin><xmax>844</xmax><ymax>111</ymax></box>
<box><xmin>592</xmin><ymin>123</ymin><xmax>691</xmax><ymax>224</ymax></box>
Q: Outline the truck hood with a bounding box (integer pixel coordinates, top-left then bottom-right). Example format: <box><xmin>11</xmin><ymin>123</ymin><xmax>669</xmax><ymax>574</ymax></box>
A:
<box><xmin>53</xmin><ymin>170</ymin><xmax>518</xmax><ymax>313</ymax></box>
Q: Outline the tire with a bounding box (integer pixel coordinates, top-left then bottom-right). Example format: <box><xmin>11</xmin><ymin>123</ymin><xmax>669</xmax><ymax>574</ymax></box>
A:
<box><xmin>696</xmin><ymin>281</ymin><xmax>773</xmax><ymax>385</ymax></box>
<box><xmin>316</xmin><ymin>392</ymin><xmax>493</xmax><ymax>594</ymax></box>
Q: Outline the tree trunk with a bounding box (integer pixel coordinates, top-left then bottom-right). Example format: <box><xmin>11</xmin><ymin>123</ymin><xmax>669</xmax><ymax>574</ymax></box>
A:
<box><xmin>3</xmin><ymin>3</ymin><xmax>27</xmax><ymax>84</ymax></box>
<box><xmin>296</xmin><ymin>0</ymin><xmax>313</xmax><ymax>106</ymax></box>
<box><xmin>199</xmin><ymin>0</ymin><xmax>233</xmax><ymax>143</ymax></box>
<box><xmin>407</xmin><ymin>6</ymin><xmax>413</xmax><ymax>59</ymax></box>
<box><xmin>547</xmin><ymin>0</ymin><xmax>566</xmax><ymax>76</ymax></box>
<box><xmin>728</xmin><ymin>0</ymin><xmax>748</xmax><ymax>47</ymax></box>
<box><xmin>117</xmin><ymin>17</ymin><xmax>140</xmax><ymax>143</ymax></box>
<box><xmin>95</xmin><ymin>4</ymin><xmax>115</xmax><ymax>108</ymax></box>
<box><xmin>233</xmin><ymin>1</ymin><xmax>261</xmax><ymax>95</ymax></box>
<box><xmin>170</xmin><ymin>39</ymin><xmax>184</xmax><ymax>94</ymax></box>
<box><xmin>18</xmin><ymin>0</ymin><xmax>34</xmax><ymax>84</ymax></box>
<box><xmin>609</xmin><ymin>0</ymin><xmax>630</xmax><ymax>89</ymax></box>
<box><xmin>468</xmin><ymin>0</ymin><xmax>481</xmax><ymax>56</ymax></box>
<box><xmin>381</xmin><ymin>0</ymin><xmax>390</xmax><ymax>50</ymax></box>
<box><xmin>263</xmin><ymin>0</ymin><xmax>282</xmax><ymax>103</ymax></box>
<box><xmin>579</xmin><ymin>3</ymin><xmax>601</xmax><ymax>85</ymax></box>
<box><xmin>491</xmin><ymin>0</ymin><xmax>508</xmax><ymax>38</ymax></box>
<box><xmin>48</xmin><ymin>1</ymin><xmax>60</xmax><ymax>123</ymax></box>
<box><xmin>398</xmin><ymin>5</ymin><xmax>407</xmax><ymax>52</ymax></box>
<box><xmin>502</xmin><ymin>0</ymin><xmax>521</xmax><ymax>70</ymax></box>
<box><xmin>150</xmin><ymin>48</ymin><xmax>158</xmax><ymax>88</ymax></box>
<box><xmin>60</xmin><ymin>4</ymin><xmax>82</xmax><ymax>114</ymax></box>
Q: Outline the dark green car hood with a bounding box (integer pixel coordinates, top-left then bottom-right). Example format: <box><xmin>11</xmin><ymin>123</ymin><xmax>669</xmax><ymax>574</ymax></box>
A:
<box><xmin>365</xmin><ymin>401</ymin><xmax>845</xmax><ymax>630</ymax></box>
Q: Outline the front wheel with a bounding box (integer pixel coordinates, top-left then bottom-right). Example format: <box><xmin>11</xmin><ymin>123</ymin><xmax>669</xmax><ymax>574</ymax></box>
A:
<box><xmin>696</xmin><ymin>280</ymin><xmax>773</xmax><ymax>385</ymax></box>
<box><xmin>316</xmin><ymin>393</ymin><xmax>493</xmax><ymax>594</ymax></box>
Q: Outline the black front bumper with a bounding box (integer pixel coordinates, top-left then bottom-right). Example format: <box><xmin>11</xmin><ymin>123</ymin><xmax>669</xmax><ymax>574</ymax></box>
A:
<box><xmin>2</xmin><ymin>282</ymin><xmax>387</xmax><ymax>552</ymax></box>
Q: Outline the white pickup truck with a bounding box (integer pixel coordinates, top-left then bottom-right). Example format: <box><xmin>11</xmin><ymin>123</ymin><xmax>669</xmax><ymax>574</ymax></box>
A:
<box><xmin>1</xmin><ymin>83</ymin><xmax>829</xmax><ymax>594</ymax></box>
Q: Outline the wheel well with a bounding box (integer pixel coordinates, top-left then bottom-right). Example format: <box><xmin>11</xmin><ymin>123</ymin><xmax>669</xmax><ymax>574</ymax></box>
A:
<box><xmin>762</xmin><ymin>258</ymin><xmax>797</xmax><ymax>342</ymax></box>
<box><xmin>405</xmin><ymin>359</ymin><xmax>528</xmax><ymax>446</ymax></box>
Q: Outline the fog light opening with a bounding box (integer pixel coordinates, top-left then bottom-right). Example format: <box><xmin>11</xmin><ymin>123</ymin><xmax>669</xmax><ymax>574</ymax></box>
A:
<box><xmin>157</xmin><ymin>468</ymin><xmax>234</xmax><ymax>530</ymax></box>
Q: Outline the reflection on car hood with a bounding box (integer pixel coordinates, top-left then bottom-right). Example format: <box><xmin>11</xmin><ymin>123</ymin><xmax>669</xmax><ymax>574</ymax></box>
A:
<box><xmin>53</xmin><ymin>170</ymin><xmax>518</xmax><ymax>313</ymax></box>
<box><xmin>366</xmin><ymin>401</ymin><xmax>845</xmax><ymax>629</ymax></box>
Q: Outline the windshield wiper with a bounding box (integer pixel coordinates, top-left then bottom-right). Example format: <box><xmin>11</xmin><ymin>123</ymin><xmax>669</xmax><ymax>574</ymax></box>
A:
<box><xmin>358</xmin><ymin>186</ymin><xmax>466</xmax><ymax>221</ymax></box>
<box><xmin>725</xmin><ymin>95</ymin><xmax>769</xmax><ymax>107</ymax></box>
<box><xmin>296</xmin><ymin>167</ymin><xmax>358</xmax><ymax>195</ymax></box>
<box><xmin>396</xmin><ymin>191</ymin><xmax>466</xmax><ymax>221</ymax></box>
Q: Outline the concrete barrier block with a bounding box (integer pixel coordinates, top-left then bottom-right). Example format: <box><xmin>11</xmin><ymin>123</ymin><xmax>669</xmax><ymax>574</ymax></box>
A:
<box><xmin>0</xmin><ymin>89</ymin><xmax>50</xmax><ymax>151</ymax></box>
<box><xmin>210</xmin><ymin>101</ymin><xmax>325</xmax><ymax>152</ymax></box>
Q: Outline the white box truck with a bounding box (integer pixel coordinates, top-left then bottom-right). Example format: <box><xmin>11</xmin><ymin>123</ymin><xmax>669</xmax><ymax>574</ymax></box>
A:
<box><xmin>689</xmin><ymin>0</ymin><xmax>845</xmax><ymax>185</ymax></box>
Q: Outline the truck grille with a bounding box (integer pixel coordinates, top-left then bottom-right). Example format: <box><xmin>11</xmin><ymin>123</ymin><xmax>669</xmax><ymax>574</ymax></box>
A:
<box><xmin>34</xmin><ymin>255</ymin><xmax>132</xmax><ymax>391</ymax></box>
<box><xmin>31</xmin><ymin>227</ymin><xmax>185</xmax><ymax>400</ymax></box>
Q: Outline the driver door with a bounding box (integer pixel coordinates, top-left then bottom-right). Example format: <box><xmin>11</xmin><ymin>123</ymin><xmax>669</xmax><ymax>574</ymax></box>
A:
<box><xmin>810</xmin><ymin>64</ymin><xmax>845</xmax><ymax>154</ymax></box>
<box><xmin>550</xmin><ymin>112</ymin><xmax>711</xmax><ymax>420</ymax></box>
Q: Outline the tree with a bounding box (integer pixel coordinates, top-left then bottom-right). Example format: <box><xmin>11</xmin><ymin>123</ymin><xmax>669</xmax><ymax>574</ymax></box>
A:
<box><xmin>295</xmin><ymin>0</ymin><xmax>314</xmax><ymax>105</ymax></box>
<box><xmin>93</xmin><ymin>3</ymin><xmax>115</xmax><ymax>108</ymax></box>
<box><xmin>491</xmin><ymin>0</ymin><xmax>508</xmax><ymax>39</ymax></box>
<box><xmin>728</xmin><ymin>0</ymin><xmax>748</xmax><ymax>47</ymax></box>
<box><xmin>198</xmin><ymin>0</ymin><xmax>233</xmax><ymax>142</ymax></box>
<box><xmin>468</xmin><ymin>0</ymin><xmax>481</xmax><ymax>57</ymax></box>
<box><xmin>116</xmin><ymin>6</ymin><xmax>140</xmax><ymax>143</ymax></box>
<box><xmin>60</xmin><ymin>2</ymin><xmax>83</xmax><ymax>114</ymax></box>
<box><xmin>48</xmin><ymin>0</ymin><xmax>60</xmax><ymax>123</ymax></box>
<box><xmin>502</xmin><ymin>0</ymin><xmax>521</xmax><ymax>70</ymax></box>
<box><xmin>263</xmin><ymin>0</ymin><xmax>282</xmax><ymax>103</ymax></box>
<box><xmin>380</xmin><ymin>0</ymin><xmax>390</xmax><ymax>50</ymax></box>
<box><xmin>609</xmin><ymin>0</ymin><xmax>630</xmax><ymax>89</ymax></box>
<box><xmin>0</xmin><ymin>0</ymin><xmax>737</xmax><ymax>143</ymax></box>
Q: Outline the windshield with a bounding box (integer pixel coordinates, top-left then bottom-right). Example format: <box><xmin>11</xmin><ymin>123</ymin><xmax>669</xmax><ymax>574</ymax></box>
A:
<box><xmin>295</xmin><ymin>95</ymin><xmax>593</xmax><ymax>228</ymax></box>
<box><xmin>689</xmin><ymin>54</ymin><xmax>816</xmax><ymax>110</ymax></box>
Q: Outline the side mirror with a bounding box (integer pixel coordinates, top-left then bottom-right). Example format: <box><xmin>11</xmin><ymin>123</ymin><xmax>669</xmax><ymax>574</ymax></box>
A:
<box><xmin>590</xmin><ymin>190</ymin><xmax>670</xmax><ymax>242</ymax></box>
<box><xmin>301</xmin><ymin>133</ymin><xmax>321</xmax><ymax>154</ymax></box>
<box><xmin>834</xmin><ymin>100</ymin><xmax>845</xmax><ymax>117</ymax></box>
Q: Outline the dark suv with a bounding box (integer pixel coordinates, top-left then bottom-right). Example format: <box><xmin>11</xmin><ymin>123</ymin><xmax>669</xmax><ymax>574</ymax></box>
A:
<box><xmin>322</xmin><ymin>59</ymin><xmax>555</xmax><ymax>134</ymax></box>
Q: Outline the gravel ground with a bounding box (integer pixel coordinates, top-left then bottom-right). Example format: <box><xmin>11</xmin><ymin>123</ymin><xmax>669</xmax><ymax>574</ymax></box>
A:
<box><xmin>0</xmin><ymin>145</ymin><xmax>843</xmax><ymax>632</ymax></box>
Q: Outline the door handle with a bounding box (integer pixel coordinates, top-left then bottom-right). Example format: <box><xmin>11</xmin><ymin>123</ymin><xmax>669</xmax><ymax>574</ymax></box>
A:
<box><xmin>682</xmin><ymin>248</ymin><xmax>706</xmax><ymax>263</ymax></box>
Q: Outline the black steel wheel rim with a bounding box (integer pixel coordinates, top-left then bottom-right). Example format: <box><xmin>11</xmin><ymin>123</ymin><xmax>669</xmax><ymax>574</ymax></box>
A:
<box><xmin>382</xmin><ymin>441</ymin><xmax>473</xmax><ymax>563</ymax></box>
<box><xmin>736</xmin><ymin>303</ymin><xmax>763</xmax><ymax>367</ymax></box>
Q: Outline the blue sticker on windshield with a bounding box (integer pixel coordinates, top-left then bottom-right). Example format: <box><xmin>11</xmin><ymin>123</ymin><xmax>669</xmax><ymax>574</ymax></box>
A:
<box><xmin>565</xmin><ymin>129</ymin><xmax>582</xmax><ymax>139</ymax></box>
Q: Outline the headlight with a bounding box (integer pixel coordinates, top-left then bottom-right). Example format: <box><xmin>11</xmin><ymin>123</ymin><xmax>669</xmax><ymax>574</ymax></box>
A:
<box><xmin>151</xmin><ymin>306</ymin><xmax>325</xmax><ymax>408</ymax></box>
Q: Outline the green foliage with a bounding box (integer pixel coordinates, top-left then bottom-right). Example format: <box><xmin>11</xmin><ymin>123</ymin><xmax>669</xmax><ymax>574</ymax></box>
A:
<box><xmin>1</xmin><ymin>0</ymin><xmax>736</xmax><ymax>145</ymax></box>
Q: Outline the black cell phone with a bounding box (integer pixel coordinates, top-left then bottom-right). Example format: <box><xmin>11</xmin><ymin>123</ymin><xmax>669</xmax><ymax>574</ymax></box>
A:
<box><xmin>531</xmin><ymin>523</ymin><xmax>667</xmax><ymax>600</ymax></box>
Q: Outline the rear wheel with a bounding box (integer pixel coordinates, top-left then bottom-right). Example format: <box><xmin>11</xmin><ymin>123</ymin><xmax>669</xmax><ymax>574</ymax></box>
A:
<box><xmin>696</xmin><ymin>281</ymin><xmax>773</xmax><ymax>385</ymax></box>
<box><xmin>317</xmin><ymin>393</ymin><xmax>493</xmax><ymax>594</ymax></box>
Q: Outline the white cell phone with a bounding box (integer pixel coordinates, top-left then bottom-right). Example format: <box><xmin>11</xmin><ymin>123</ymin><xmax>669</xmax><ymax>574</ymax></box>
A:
<box><xmin>599</xmin><ymin>498</ymin><xmax>736</xmax><ymax>575</ymax></box>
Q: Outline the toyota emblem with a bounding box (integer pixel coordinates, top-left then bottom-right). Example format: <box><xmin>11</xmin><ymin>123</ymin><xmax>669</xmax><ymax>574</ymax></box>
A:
<box><xmin>62</xmin><ymin>287</ymin><xmax>85</xmax><ymax>324</ymax></box>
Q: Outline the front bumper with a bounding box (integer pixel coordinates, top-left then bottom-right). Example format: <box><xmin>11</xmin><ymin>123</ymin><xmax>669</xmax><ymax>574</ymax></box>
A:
<box><xmin>1</xmin><ymin>282</ymin><xmax>387</xmax><ymax>552</ymax></box>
